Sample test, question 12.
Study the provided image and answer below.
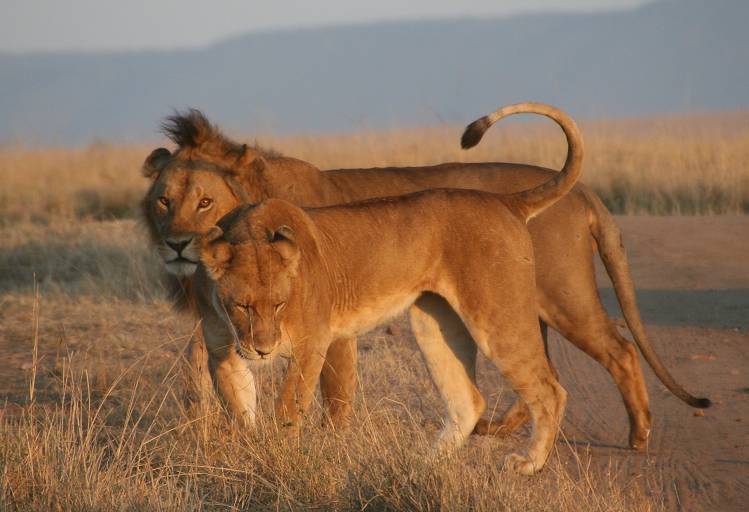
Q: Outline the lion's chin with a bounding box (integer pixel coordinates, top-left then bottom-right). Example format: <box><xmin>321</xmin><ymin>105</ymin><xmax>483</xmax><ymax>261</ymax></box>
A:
<box><xmin>164</xmin><ymin>260</ymin><xmax>198</xmax><ymax>277</ymax></box>
<box><xmin>236</xmin><ymin>345</ymin><xmax>278</xmax><ymax>365</ymax></box>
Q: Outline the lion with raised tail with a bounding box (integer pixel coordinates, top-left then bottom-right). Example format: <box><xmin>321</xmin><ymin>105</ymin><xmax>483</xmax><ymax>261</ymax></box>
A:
<box><xmin>196</xmin><ymin>103</ymin><xmax>581</xmax><ymax>475</ymax></box>
<box><xmin>142</xmin><ymin>101</ymin><xmax>709</xmax><ymax>447</ymax></box>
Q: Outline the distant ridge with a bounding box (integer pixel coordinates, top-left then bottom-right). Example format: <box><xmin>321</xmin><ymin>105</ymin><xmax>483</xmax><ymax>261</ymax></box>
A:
<box><xmin>0</xmin><ymin>0</ymin><xmax>746</xmax><ymax>145</ymax></box>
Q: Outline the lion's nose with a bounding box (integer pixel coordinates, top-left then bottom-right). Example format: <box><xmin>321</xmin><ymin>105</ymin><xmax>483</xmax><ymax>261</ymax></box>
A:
<box><xmin>165</xmin><ymin>239</ymin><xmax>190</xmax><ymax>255</ymax></box>
<box><xmin>255</xmin><ymin>345</ymin><xmax>274</xmax><ymax>356</ymax></box>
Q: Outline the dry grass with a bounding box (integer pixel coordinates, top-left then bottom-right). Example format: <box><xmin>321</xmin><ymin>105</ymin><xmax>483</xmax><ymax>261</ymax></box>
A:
<box><xmin>0</xmin><ymin>361</ymin><xmax>656</xmax><ymax>511</ymax></box>
<box><xmin>0</xmin><ymin>297</ymin><xmax>656</xmax><ymax>511</ymax></box>
<box><xmin>0</xmin><ymin>220</ymin><xmax>664</xmax><ymax>510</ymax></box>
<box><xmin>1</xmin><ymin>112</ymin><xmax>748</xmax><ymax>223</ymax></box>
<box><xmin>0</xmin><ymin>143</ymin><xmax>148</xmax><ymax>224</ymax></box>
<box><xmin>0</xmin><ymin>219</ymin><xmax>164</xmax><ymax>300</ymax></box>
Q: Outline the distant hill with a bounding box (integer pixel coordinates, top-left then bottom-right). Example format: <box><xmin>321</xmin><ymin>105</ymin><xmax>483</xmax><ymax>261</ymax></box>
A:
<box><xmin>0</xmin><ymin>0</ymin><xmax>747</xmax><ymax>145</ymax></box>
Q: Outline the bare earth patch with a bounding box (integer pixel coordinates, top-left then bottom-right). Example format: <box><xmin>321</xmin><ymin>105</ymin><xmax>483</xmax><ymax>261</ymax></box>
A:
<box><xmin>591</xmin><ymin>216</ymin><xmax>748</xmax><ymax>509</ymax></box>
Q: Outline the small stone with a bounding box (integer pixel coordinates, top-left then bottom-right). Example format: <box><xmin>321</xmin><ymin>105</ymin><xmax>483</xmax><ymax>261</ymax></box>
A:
<box><xmin>693</xmin><ymin>409</ymin><xmax>705</xmax><ymax>417</ymax></box>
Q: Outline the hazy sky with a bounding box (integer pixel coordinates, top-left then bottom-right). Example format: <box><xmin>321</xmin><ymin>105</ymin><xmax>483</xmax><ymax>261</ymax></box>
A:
<box><xmin>2</xmin><ymin>0</ymin><xmax>651</xmax><ymax>53</ymax></box>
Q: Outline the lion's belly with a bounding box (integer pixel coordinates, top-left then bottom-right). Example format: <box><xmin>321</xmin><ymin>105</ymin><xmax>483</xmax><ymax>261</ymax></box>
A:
<box><xmin>330</xmin><ymin>292</ymin><xmax>420</xmax><ymax>339</ymax></box>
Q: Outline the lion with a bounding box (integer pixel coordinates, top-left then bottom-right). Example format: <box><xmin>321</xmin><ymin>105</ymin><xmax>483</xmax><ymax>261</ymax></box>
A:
<box><xmin>195</xmin><ymin>102</ymin><xmax>586</xmax><ymax>475</ymax></box>
<box><xmin>141</xmin><ymin>102</ymin><xmax>709</xmax><ymax>448</ymax></box>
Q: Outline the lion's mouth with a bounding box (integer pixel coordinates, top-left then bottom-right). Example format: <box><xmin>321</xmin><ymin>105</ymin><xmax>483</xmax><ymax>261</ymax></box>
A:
<box><xmin>164</xmin><ymin>258</ymin><xmax>198</xmax><ymax>276</ymax></box>
<box><xmin>166</xmin><ymin>256</ymin><xmax>198</xmax><ymax>265</ymax></box>
<box><xmin>235</xmin><ymin>344</ymin><xmax>275</xmax><ymax>362</ymax></box>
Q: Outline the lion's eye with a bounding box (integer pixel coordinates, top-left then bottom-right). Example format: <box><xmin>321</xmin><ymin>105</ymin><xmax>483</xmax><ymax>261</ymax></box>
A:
<box><xmin>198</xmin><ymin>197</ymin><xmax>213</xmax><ymax>210</ymax></box>
<box><xmin>235</xmin><ymin>303</ymin><xmax>252</xmax><ymax>314</ymax></box>
<box><xmin>274</xmin><ymin>302</ymin><xmax>287</xmax><ymax>315</ymax></box>
<box><xmin>158</xmin><ymin>196</ymin><xmax>169</xmax><ymax>208</ymax></box>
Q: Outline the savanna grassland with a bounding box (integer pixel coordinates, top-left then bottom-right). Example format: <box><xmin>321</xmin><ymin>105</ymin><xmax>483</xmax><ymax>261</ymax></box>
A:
<box><xmin>2</xmin><ymin>111</ymin><xmax>748</xmax><ymax>225</ymax></box>
<box><xmin>1</xmin><ymin>112</ymin><xmax>748</xmax><ymax>510</ymax></box>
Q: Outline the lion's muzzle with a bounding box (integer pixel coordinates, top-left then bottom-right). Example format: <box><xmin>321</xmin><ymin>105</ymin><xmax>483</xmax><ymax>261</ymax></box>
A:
<box><xmin>236</xmin><ymin>334</ymin><xmax>280</xmax><ymax>362</ymax></box>
<box><xmin>161</xmin><ymin>236</ymin><xmax>200</xmax><ymax>276</ymax></box>
<box><xmin>165</xmin><ymin>238</ymin><xmax>191</xmax><ymax>255</ymax></box>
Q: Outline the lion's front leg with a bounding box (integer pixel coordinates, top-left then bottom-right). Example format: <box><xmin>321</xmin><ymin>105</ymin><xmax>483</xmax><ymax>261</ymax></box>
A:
<box><xmin>275</xmin><ymin>342</ymin><xmax>329</xmax><ymax>430</ymax></box>
<box><xmin>319</xmin><ymin>336</ymin><xmax>358</xmax><ymax>429</ymax></box>
<box><xmin>187</xmin><ymin>323</ymin><xmax>215</xmax><ymax>409</ymax></box>
<box><xmin>202</xmin><ymin>319</ymin><xmax>257</xmax><ymax>424</ymax></box>
<box><xmin>214</xmin><ymin>351</ymin><xmax>257</xmax><ymax>425</ymax></box>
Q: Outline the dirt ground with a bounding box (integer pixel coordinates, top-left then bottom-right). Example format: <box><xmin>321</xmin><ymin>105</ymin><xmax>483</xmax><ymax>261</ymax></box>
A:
<box><xmin>530</xmin><ymin>216</ymin><xmax>747</xmax><ymax>510</ymax></box>
<box><xmin>1</xmin><ymin>215</ymin><xmax>747</xmax><ymax>510</ymax></box>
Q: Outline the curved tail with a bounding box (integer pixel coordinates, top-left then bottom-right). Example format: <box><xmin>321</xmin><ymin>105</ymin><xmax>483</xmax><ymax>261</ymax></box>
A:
<box><xmin>461</xmin><ymin>102</ymin><xmax>584</xmax><ymax>220</ymax></box>
<box><xmin>587</xmin><ymin>190</ymin><xmax>711</xmax><ymax>408</ymax></box>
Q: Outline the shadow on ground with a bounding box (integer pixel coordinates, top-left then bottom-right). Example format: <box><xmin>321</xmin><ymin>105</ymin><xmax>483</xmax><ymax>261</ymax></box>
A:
<box><xmin>599</xmin><ymin>288</ymin><xmax>749</xmax><ymax>329</ymax></box>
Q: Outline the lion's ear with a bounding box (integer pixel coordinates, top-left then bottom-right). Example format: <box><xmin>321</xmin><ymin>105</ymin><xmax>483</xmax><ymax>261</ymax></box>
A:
<box><xmin>236</xmin><ymin>145</ymin><xmax>265</xmax><ymax>168</ymax></box>
<box><xmin>268</xmin><ymin>224</ymin><xmax>295</xmax><ymax>244</ymax></box>
<box><xmin>268</xmin><ymin>225</ymin><xmax>300</xmax><ymax>267</ymax></box>
<box><xmin>142</xmin><ymin>147</ymin><xmax>172</xmax><ymax>178</ymax></box>
<box><xmin>231</xmin><ymin>155</ymin><xmax>266</xmax><ymax>202</ymax></box>
<box><xmin>200</xmin><ymin>228</ymin><xmax>232</xmax><ymax>281</ymax></box>
<box><xmin>203</xmin><ymin>225</ymin><xmax>224</xmax><ymax>244</ymax></box>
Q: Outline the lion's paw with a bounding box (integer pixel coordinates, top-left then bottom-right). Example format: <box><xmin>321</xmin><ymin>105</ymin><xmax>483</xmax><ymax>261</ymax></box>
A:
<box><xmin>629</xmin><ymin>428</ymin><xmax>650</xmax><ymax>451</ymax></box>
<box><xmin>504</xmin><ymin>453</ymin><xmax>539</xmax><ymax>476</ymax></box>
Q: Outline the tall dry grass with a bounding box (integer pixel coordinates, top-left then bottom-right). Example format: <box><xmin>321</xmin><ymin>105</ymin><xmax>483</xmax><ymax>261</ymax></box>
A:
<box><xmin>1</xmin><ymin>112</ymin><xmax>748</xmax><ymax>224</ymax></box>
<box><xmin>0</xmin><ymin>219</ymin><xmax>164</xmax><ymax>300</ymax></box>
<box><xmin>0</xmin><ymin>143</ymin><xmax>148</xmax><ymax>224</ymax></box>
<box><xmin>0</xmin><ymin>217</ymin><xmax>661</xmax><ymax>510</ymax></box>
<box><xmin>0</xmin><ymin>286</ymin><xmax>659</xmax><ymax>511</ymax></box>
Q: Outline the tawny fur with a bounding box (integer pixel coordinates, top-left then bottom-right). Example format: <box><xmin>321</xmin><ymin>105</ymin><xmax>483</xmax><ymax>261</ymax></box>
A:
<box><xmin>141</xmin><ymin>102</ymin><xmax>708</xmax><ymax>449</ymax></box>
<box><xmin>198</xmin><ymin>189</ymin><xmax>571</xmax><ymax>476</ymax></box>
<box><xmin>198</xmin><ymin>103</ymin><xmax>585</xmax><ymax>475</ymax></box>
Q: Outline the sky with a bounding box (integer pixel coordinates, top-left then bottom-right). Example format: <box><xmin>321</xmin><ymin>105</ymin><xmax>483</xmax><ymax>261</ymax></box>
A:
<box><xmin>1</xmin><ymin>0</ymin><xmax>651</xmax><ymax>53</ymax></box>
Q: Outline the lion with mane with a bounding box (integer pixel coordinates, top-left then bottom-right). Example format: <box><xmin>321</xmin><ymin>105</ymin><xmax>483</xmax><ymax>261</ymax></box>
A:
<box><xmin>141</xmin><ymin>102</ymin><xmax>708</xmax><ymax>448</ymax></box>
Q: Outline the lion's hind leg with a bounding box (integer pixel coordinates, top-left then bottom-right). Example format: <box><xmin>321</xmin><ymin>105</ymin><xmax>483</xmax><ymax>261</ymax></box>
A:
<box><xmin>473</xmin><ymin>320</ymin><xmax>563</xmax><ymax>438</ymax></box>
<box><xmin>540</xmin><ymin>283</ymin><xmax>651</xmax><ymax>450</ymax></box>
<box><xmin>463</xmin><ymin>307</ymin><xmax>567</xmax><ymax>476</ymax></box>
<box><xmin>409</xmin><ymin>293</ymin><xmax>486</xmax><ymax>452</ymax></box>
<box><xmin>473</xmin><ymin>398</ymin><xmax>531</xmax><ymax>437</ymax></box>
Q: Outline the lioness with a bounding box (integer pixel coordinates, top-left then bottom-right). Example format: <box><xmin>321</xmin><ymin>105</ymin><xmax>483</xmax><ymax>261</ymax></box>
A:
<box><xmin>196</xmin><ymin>102</ymin><xmax>583</xmax><ymax>475</ymax></box>
<box><xmin>142</xmin><ymin>102</ymin><xmax>709</xmax><ymax>448</ymax></box>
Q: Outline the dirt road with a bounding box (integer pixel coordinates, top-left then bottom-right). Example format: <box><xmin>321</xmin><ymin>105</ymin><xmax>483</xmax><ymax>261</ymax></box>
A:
<box><xmin>483</xmin><ymin>215</ymin><xmax>749</xmax><ymax>510</ymax></box>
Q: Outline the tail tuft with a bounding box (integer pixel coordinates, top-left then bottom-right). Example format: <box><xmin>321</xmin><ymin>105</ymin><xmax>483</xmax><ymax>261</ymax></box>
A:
<box><xmin>461</xmin><ymin>116</ymin><xmax>491</xmax><ymax>149</ymax></box>
<box><xmin>693</xmin><ymin>397</ymin><xmax>712</xmax><ymax>409</ymax></box>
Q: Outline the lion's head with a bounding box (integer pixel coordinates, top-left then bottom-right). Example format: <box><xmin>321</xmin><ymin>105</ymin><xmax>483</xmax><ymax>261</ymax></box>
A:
<box><xmin>198</xmin><ymin>202</ymin><xmax>313</xmax><ymax>361</ymax></box>
<box><xmin>141</xmin><ymin>110</ymin><xmax>274</xmax><ymax>277</ymax></box>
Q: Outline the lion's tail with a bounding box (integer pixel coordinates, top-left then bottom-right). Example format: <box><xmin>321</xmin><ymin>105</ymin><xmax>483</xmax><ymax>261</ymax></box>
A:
<box><xmin>587</xmin><ymin>190</ymin><xmax>711</xmax><ymax>408</ymax></box>
<box><xmin>461</xmin><ymin>102</ymin><xmax>584</xmax><ymax>221</ymax></box>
